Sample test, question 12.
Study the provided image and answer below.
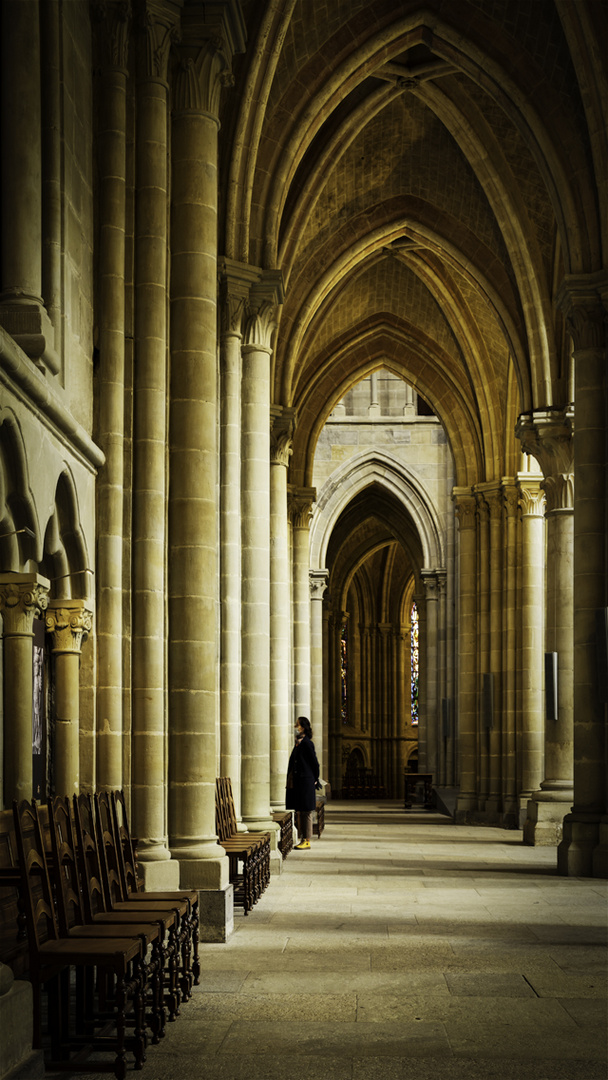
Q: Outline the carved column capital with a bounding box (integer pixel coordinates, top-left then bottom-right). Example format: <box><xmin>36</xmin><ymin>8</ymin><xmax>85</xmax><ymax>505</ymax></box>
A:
<box><xmin>555</xmin><ymin>272</ymin><xmax>608</xmax><ymax>351</ymax></box>
<box><xmin>452</xmin><ymin>490</ymin><xmax>477</xmax><ymax>530</ymax></box>
<box><xmin>218</xmin><ymin>258</ymin><xmax>263</xmax><ymax>338</ymax></box>
<box><xmin>93</xmin><ymin>0</ymin><xmax>132</xmax><ymax>71</ymax></box>
<box><xmin>0</xmin><ymin>574</ymin><xmax>50</xmax><ymax>636</ymax></box>
<box><xmin>173</xmin><ymin>40</ymin><xmax>232</xmax><ymax>118</ymax></box>
<box><xmin>543</xmin><ymin>472</ymin><xmax>574</xmax><ymax>513</ymax></box>
<box><xmin>288</xmin><ymin>486</ymin><xmax>316</xmax><ymax>528</ymax></box>
<box><xmin>46</xmin><ymin>600</ymin><xmax>93</xmax><ymax>654</ymax></box>
<box><xmin>421</xmin><ymin>569</ymin><xmax>443</xmax><ymax>602</ymax></box>
<box><xmin>517</xmin><ymin>475</ymin><xmax>545</xmax><ymax>517</ymax></box>
<box><xmin>501</xmin><ymin>480</ymin><xmax>519</xmax><ymax>518</ymax></box>
<box><xmin>270</xmin><ymin>407</ymin><xmax>295</xmax><ymax>467</ymax></box>
<box><xmin>515</xmin><ymin>408</ymin><xmax>574</xmax><ymax>477</ymax></box>
<box><xmin>136</xmin><ymin>1</ymin><xmax>180</xmax><ymax>82</ymax></box>
<box><xmin>309</xmin><ymin>569</ymin><xmax>329</xmax><ymax>601</ymax></box>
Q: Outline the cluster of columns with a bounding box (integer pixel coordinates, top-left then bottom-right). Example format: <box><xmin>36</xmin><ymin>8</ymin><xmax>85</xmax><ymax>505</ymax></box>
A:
<box><xmin>453</xmin><ymin>478</ymin><xmax>538</xmax><ymax>828</ymax></box>
<box><xmin>0</xmin><ymin>573</ymin><xmax>92</xmax><ymax>807</ymax></box>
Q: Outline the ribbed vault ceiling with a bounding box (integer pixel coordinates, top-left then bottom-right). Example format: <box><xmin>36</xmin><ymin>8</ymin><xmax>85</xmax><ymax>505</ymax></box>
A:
<box><xmin>222</xmin><ymin>0</ymin><xmax>597</xmax><ymax>489</ymax></box>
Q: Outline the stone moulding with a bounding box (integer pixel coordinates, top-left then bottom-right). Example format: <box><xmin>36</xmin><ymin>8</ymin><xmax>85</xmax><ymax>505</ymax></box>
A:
<box><xmin>0</xmin><ymin>327</ymin><xmax>104</xmax><ymax>472</ymax></box>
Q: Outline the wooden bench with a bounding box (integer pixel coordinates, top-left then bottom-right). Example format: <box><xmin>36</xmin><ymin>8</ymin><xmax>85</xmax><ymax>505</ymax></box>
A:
<box><xmin>313</xmin><ymin>797</ymin><xmax>326</xmax><ymax>838</ymax></box>
<box><xmin>215</xmin><ymin>778</ymin><xmax>270</xmax><ymax>914</ymax></box>
<box><xmin>271</xmin><ymin>810</ymin><xmax>293</xmax><ymax>858</ymax></box>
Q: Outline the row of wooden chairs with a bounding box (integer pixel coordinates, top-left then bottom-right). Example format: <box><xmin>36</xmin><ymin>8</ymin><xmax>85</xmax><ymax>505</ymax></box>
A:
<box><xmin>215</xmin><ymin>778</ymin><xmax>271</xmax><ymax>914</ymax></box>
<box><xmin>11</xmin><ymin>791</ymin><xmax>199</xmax><ymax>1079</ymax></box>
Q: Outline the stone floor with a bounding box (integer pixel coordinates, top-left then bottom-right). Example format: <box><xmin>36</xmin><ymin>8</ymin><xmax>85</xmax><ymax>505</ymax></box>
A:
<box><xmin>47</xmin><ymin>801</ymin><xmax>607</xmax><ymax>1080</ymax></box>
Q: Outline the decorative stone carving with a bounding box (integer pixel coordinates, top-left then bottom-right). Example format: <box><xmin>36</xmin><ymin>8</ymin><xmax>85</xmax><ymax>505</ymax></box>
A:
<box><xmin>137</xmin><ymin>3</ymin><xmax>180</xmax><ymax>82</ymax></box>
<box><xmin>453</xmin><ymin>491</ymin><xmax>477</xmax><ymax>530</ymax></box>
<box><xmin>173</xmin><ymin>43</ymin><xmax>233</xmax><ymax>117</ymax></box>
<box><xmin>518</xmin><ymin>478</ymin><xmax>545</xmax><ymax>518</ymax></box>
<box><xmin>288</xmin><ymin>487</ymin><xmax>315</xmax><ymax>529</ymax></box>
<box><xmin>0</xmin><ymin>575</ymin><xmax>49</xmax><ymax>636</ymax></box>
<box><xmin>46</xmin><ymin>601</ymin><xmax>93</xmax><ymax>654</ymax></box>
<box><xmin>270</xmin><ymin>407</ymin><xmax>294</xmax><ymax>467</ymax></box>
<box><xmin>309</xmin><ymin>570</ymin><xmax>329</xmax><ymax>601</ymax></box>
<box><xmin>93</xmin><ymin>0</ymin><xmax>132</xmax><ymax>71</ymax></box>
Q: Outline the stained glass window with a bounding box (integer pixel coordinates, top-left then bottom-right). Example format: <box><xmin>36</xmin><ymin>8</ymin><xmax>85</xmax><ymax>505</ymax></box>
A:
<box><xmin>340</xmin><ymin>620</ymin><xmax>348</xmax><ymax>723</ymax></box>
<box><xmin>411</xmin><ymin>601</ymin><xmax>419</xmax><ymax>726</ymax></box>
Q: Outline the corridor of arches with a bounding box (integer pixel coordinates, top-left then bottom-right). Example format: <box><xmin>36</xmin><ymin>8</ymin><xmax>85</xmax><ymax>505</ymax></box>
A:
<box><xmin>0</xmin><ymin>0</ymin><xmax>607</xmax><ymax>985</ymax></box>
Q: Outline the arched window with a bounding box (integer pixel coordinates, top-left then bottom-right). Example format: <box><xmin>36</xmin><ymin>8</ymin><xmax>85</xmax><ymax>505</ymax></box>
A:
<box><xmin>411</xmin><ymin>601</ymin><xmax>419</xmax><ymax>727</ymax></box>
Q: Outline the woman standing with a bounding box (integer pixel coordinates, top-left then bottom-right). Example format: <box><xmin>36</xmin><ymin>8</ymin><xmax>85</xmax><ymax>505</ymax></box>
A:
<box><xmin>285</xmin><ymin>716</ymin><xmax>320</xmax><ymax>849</ymax></box>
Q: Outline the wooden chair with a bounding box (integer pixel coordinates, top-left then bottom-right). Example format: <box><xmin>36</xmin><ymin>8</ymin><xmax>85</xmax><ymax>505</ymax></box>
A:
<box><xmin>48</xmin><ymin>795</ymin><xmax>165</xmax><ymax>1044</ymax></box>
<box><xmin>74</xmin><ymin>793</ymin><xmax>181</xmax><ymax>1022</ymax></box>
<box><xmin>94</xmin><ymin>792</ymin><xmax>199</xmax><ymax>1004</ymax></box>
<box><xmin>13</xmin><ymin>799</ymin><xmax>146</xmax><ymax>1079</ymax></box>
<box><xmin>215</xmin><ymin>778</ymin><xmax>271</xmax><ymax>914</ymax></box>
<box><xmin>271</xmin><ymin>809</ymin><xmax>293</xmax><ymax>859</ymax></box>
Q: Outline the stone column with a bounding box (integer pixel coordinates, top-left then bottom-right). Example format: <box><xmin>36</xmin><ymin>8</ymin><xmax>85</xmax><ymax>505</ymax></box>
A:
<box><xmin>485</xmin><ymin>486</ymin><xmax>503</xmax><ymax>818</ymax></box>
<box><xmin>475</xmin><ymin>491</ymin><xmax>490</xmax><ymax>807</ymax></box>
<box><xmin>403</xmin><ymin>384</ymin><xmax>417</xmax><ymax>417</ymax></box>
<box><xmin>218</xmin><ymin>260</ymin><xmax>259</xmax><ymax>820</ymax></box>
<box><xmin>517</xmin><ymin>412</ymin><xmax>575</xmax><ymax>846</ymax></box>
<box><xmin>45</xmin><ymin>601</ymin><xmax>93</xmax><ymax>795</ymax></box>
<box><xmin>269</xmin><ymin>408</ymin><xmax>294</xmax><ymax>808</ymax></box>
<box><xmin>421</xmin><ymin>570</ymin><xmax>440</xmax><ymax>781</ymax></box>
<box><xmin>95</xmin><ymin>4</ymin><xmax>130</xmax><ymax>793</ymax></box>
<box><xmin>131</xmin><ymin>7</ymin><xmax>178</xmax><ymax>887</ymax></box>
<box><xmin>368</xmin><ymin>371</ymin><xmax>380</xmax><ymax>416</ymax></box>
<box><xmin>501</xmin><ymin>481</ymin><xmax>519</xmax><ymax>827</ymax></box>
<box><xmin>168</xmin><ymin>35</ymin><xmax>233</xmax><ymax>890</ymax></box>
<box><xmin>516</xmin><ymin>475</ymin><xmax>546</xmax><ymax>825</ymax></box>
<box><xmin>310</xmin><ymin>571</ymin><xmax>329</xmax><ymax>775</ymax></box>
<box><xmin>241</xmin><ymin>281</ymin><xmax>283</xmax><ymax>842</ymax></box>
<box><xmin>0</xmin><ymin>574</ymin><xmax>49</xmax><ymax>805</ymax></box>
<box><xmin>290</xmin><ymin>488</ymin><xmax>316</xmax><ymax>719</ymax></box>
<box><xmin>453</xmin><ymin>493</ymin><xmax>478</xmax><ymax>819</ymax></box>
<box><xmin>556</xmin><ymin>277</ymin><xmax>607</xmax><ymax>876</ymax></box>
<box><xmin>0</xmin><ymin>0</ymin><xmax>58</xmax><ymax>375</ymax></box>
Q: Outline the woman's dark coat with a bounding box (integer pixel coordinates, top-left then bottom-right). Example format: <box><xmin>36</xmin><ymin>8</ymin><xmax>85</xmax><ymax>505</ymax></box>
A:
<box><xmin>285</xmin><ymin>735</ymin><xmax>320</xmax><ymax>812</ymax></box>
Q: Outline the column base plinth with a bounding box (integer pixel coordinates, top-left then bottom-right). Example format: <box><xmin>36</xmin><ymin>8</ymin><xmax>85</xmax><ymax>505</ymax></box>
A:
<box><xmin>173</xmin><ymin>851</ymin><xmax>230</xmax><ymax>891</ymax></box>
<box><xmin>523</xmin><ymin>792</ymin><xmax>572</xmax><ymax>846</ymax></box>
<box><xmin>197</xmin><ymin>884</ymin><xmax>235</xmax><ymax>942</ymax></box>
<box><xmin>558</xmin><ymin>813</ymin><xmax>601</xmax><ymax>877</ymax></box>
<box><xmin>0</xmin><ymin>969</ymin><xmax>40</xmax><ymax>1080</ymax></box>
<box><xmin>138</xmin><ymin>858</ymin><xmax>181</xmax><ymax>891</ymax></box>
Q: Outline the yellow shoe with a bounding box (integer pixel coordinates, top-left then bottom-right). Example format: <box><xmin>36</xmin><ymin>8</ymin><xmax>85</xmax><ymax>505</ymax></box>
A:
<box><xmin>295</xmin><ymin>839</ymin><xmax>311</xmax><ymax>849</ymax></box>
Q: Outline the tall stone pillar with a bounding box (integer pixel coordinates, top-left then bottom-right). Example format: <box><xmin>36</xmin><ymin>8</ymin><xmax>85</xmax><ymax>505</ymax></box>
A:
<box><xmin>310</xmin><ymin>571</ymin><xmax>329</xmax><ymax>775</ymax></box>
<box><xmin>218</xmin><ymin>262</ymin><xmax>259</xmax><ymax>820</ymax></box>
<box><xmin>131</xmin><ymin>7</ymin><xmax>179</xmax><ymax>887</ymax></box>
<box><xmin>517</xmin><ymin>412</ymin><xmax>575</xmax><ymax>846</ymax></box>
<box><xmin>0</xmin><ymin>574</ymin><xmax>49</xmax><ymax>805</ymax></box>
<box><xmin>516</xmin><ymin>475</ymin><xmax>546</xmax><ymax>824</ymax></box>
<box><xmin>168</xmin><ymin>33</ymin><xmax>233</xmax><ymax>890</ymax></box>
<box><xmin>241</xmin><ymin>281</ymin><xmax>283</xmax><ymax>842</ymax></box>
<box><xmin>556</xmin><ymin>277</ymin><xmax>608</xmax><ymax>877</ymax></box>
<box><xmin>46</xmin><ymin>602</ymin><xmax>93</xmax><ymax>795</ymax></box>
<box><xmin>421</xmin><ymin>570</ymin><xmax>440</xmax><ymax>781</ymax></box>
<box><xmin>95</xmin><ymin>3</ymin><xmax>130</xmax><ymax>793</ymax></box>
<box><xmin>453</xmin><ymin>492</ymin><xmax>478</xmax><ymax>819</ymax></box>
<box><xmin>269</xmin><ymin>408</ymin><xmax>294</xmax><ymax>808</ymax></box>
<box><xmin>290</xmin><ymin>488</ymin><xmax>315</xmax><ymax>719</ymax></box>
<box><xmin>475</xmin><ymin>491</ymin><xmax>490</xmax><ymax>806</ymax></box>
<box><xmin>501</xmin><ymin>481</ymin><xmax>520</xmax><ymax>827</ymax></box>
<box><xmin>482</xmin><ymin>486</ymin><xmax>503</xmax><ymax>818</ymax></box>
<box><xmin>0</xmin><ymin>0</ymin><xmax>58</xmax><ymax>374</ymax></box>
